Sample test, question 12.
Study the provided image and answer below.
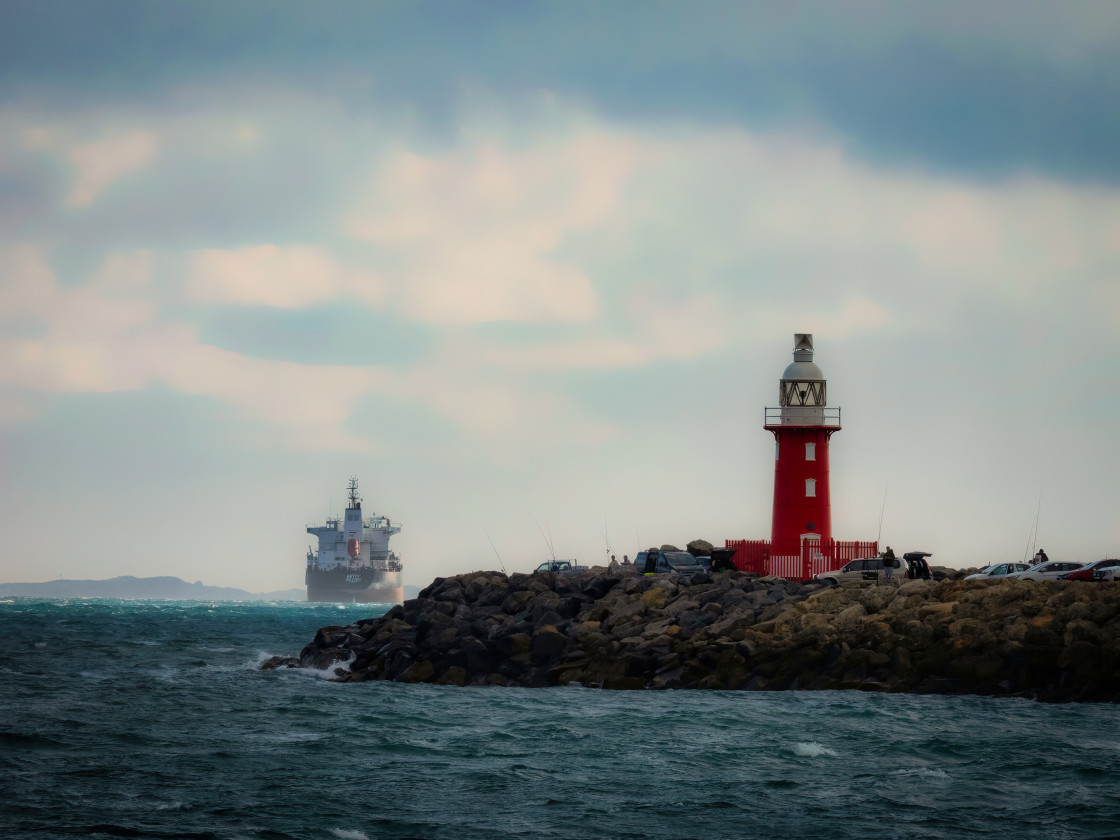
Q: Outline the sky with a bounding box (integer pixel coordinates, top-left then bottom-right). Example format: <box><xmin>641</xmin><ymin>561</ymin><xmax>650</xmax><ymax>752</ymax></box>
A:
<box><xmin>1</xmin><ymin>1</ymin><xmax>1118</xmax><ymax>592</ymax></box>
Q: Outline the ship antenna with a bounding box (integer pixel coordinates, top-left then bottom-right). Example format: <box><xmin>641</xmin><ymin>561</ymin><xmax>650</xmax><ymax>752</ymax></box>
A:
<box><xmin>484</xmin><ymin>528</ymin><xmax>507</xmax><ymax>574</ymax></box>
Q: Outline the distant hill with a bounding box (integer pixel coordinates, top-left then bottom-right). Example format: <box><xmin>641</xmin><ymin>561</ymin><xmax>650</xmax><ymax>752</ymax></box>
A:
<box><xmin>0</xmin><ymin>576</ymin><xmax>305</xmax><ymax>601</ymax></box>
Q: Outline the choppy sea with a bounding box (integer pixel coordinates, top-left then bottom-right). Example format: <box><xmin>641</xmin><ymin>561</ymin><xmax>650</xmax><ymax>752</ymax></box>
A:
<box><xmin>2</xmin><ymin>598</ymin><xmax>1119</xmax><ymax>840</ymax></box>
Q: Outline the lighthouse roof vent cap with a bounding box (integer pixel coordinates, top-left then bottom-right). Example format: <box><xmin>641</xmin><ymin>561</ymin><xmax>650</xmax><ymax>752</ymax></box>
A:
<box><xmin>792</xmin><ymin>333</ymin><xmax>814</xmax><ymax>362</ymax></box>
<box><xmin>782</xmin><ymin>334</ymin><xmax>824</xmax><ymax>381</ymax></box>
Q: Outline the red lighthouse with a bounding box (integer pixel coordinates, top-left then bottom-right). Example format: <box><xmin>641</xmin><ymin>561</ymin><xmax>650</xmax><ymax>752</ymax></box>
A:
<box><xmin>765</xmin><ymin>334</ymin><xmax>841</xmax><ymax>559</ymax></box>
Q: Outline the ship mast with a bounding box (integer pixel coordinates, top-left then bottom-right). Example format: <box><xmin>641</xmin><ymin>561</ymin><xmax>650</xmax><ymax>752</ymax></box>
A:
<box><xmin>347</xmin><ymin>476</ymin><xmax>361</xmax><ymax>511</ymax></box>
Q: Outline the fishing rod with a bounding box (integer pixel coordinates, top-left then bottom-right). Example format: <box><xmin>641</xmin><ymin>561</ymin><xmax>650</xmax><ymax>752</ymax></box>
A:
<box><xmin>1023</xmin><ymin>484</ymin><xmax>1043</xmax><ymax>563</ymax></box>
<box><xmin>603</xmin><ymin>522</ymin><xmax>615</xmax><ymax>562</ymax></box>
<box><xmin>876</xmin><ymin>481</ymin><xmax>888</xmax><ymax>545</ymax></box>
<box><xmin>483</xmin><ymin>528</ymin><xmax>507</xmax><ymax>574</ymax></box>
<box><xmin>1030</xmin><ymin>484</ymin><xmax>1043</xmax><ymax>558</ymax></box>
<box><xmin>531</xmin><ymin>515</ymin><xmax>556</xmax><ymax>562</ymax></box>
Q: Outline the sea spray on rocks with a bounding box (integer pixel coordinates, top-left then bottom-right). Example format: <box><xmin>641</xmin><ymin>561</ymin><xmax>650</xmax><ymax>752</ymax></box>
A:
<box><xmin>270</xmin><ymin>569</ymin><xmax>1120</xmax><ymax>701</ymax></box>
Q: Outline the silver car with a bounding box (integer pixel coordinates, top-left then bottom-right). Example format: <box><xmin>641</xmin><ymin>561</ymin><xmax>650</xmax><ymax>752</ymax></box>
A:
<box><xmin>1009</xmin><ymin>561</ymin><xmax>1085</xmax><ymax>581</ymax></box>
<box><xmin>964</xmin><ymin>562</ymin><xmax>1031</xmax><ymax>581</ymax></box>
<box><xmin>814</xmin><ymin>557</ymin><xmax>890</xmax><ymax>586</ymax></box>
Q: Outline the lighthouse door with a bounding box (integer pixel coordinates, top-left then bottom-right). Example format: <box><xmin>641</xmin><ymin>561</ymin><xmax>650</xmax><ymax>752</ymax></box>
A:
<box><xmin>800</xmin><ymin>533</ymin><xmax>821</xmax><ymax>581</ymax></box>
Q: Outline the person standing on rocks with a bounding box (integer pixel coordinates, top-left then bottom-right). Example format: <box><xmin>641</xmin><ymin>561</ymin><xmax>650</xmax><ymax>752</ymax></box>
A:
<box><xmin>882</xmin><ymin>546</ymin><xmax>897</xmax><ymax>582</ymax></box>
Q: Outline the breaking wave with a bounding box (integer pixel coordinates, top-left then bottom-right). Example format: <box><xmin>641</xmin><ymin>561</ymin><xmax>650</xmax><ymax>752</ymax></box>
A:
<box><xmin>793</xmin><ymin>741</ymin><xmax>838</xmax><ymax>757</ymax></box>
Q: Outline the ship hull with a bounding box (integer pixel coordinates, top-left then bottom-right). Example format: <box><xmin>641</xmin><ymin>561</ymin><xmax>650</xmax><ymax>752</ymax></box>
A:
<box><xmin>305</xmin><ymin>566</ymin><xmax>404</xmax><ymax>604</ymax></box>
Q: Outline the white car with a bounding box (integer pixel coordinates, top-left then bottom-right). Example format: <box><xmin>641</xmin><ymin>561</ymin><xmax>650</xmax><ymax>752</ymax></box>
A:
<box><xmin>1009</xmin><ymin>561</ymin><xmax>1086</xmax><ymax>581</ymax></box>
<box><xmin>964</xmin><ymin>562</ymin><xmax>1031</xmax><ymax>581</ymax></box>
<box><xmin>814</xmin><ymin>557</ymin><xmax>890</xmax><ymax>586</ymax></box>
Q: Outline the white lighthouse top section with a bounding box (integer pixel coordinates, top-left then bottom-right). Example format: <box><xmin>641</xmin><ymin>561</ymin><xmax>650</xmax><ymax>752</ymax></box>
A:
<box><xmin>767</xmin><ymin>333</ymin><xmax>840</xmax><ymax>427</ymax></box>
<box><xmin>781</xmin><ymin>333</ymin><xmax>825</xmax><ymax>383</ymax></box>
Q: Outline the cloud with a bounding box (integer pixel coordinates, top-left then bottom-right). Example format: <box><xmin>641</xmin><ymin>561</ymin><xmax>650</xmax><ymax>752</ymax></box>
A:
<box><xmin>3</xmin><ymin>92</ymin><xmax>1120</xmax><ymax>464</ymax></box>
<box><xmin>158</xmin><ymin>341</ymin><xmax>397</xmax><ymax>451</ymax></box>
<box><xmin>345</xmin><ymin>130</ymin><xmax>640</xmax><ymax>324</ymax></box>
<box><xmin>0</xmin><ymin>246</ymin><xmax>398</xmax><ymax>449</ymax></box>
<box><xmin>66</xmin><ymin>131</ymin><xmax>157</xmax><ymax>208</ymax></box>
<box><xmin>188</xmin><ymin>244</ymin><xmax>384</xmax><ymax>309</ymax></box>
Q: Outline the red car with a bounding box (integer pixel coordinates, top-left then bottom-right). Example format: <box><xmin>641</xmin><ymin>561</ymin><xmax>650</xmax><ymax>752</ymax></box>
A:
<box><xmin>1058</xmin><ymin>559</ymin><xmax>1120</xmax><ymax>581</ymax></box>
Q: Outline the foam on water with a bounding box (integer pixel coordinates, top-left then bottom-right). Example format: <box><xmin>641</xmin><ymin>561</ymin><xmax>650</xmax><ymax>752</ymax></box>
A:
<box><xmin>893</xmin><ymin>766</ymin><xmax>950</xmax><ymax>779</ymax></box>
<box><xmin>292</xmin><ymin>655</ymin><xmax>353</xmax><ymax>680</ymax></box>
<box><xmin>793</xmin><ymin>741</ymin><xmax>838</xmax><ymax>757</ymax></box>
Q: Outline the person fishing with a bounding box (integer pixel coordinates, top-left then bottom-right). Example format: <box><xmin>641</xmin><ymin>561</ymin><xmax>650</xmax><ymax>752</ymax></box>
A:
<box><xmin>882</xmin><ymin>546</ymin><xmax>896</xmax><ymax>582</ymax></box>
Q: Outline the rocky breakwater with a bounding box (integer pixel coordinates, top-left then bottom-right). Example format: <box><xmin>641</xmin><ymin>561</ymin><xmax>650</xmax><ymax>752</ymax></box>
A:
<box><xmin>269</xmin><ymin>569</ymin><xmax>1120</xmax><ymax>702</ymax></box>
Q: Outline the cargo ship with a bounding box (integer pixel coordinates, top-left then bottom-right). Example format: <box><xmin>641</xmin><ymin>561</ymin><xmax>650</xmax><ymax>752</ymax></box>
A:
<box><xmin>305</xmin><ymin>478</ymin><xmax>404</xmax><ymax>603</ymax></box>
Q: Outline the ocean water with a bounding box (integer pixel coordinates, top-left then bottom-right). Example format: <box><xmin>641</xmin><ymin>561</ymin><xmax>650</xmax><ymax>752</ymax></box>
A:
<box><xmin>2</xmin><ymin>599</ymin><xmax>1119</xmax><ymax>840</ymax></box>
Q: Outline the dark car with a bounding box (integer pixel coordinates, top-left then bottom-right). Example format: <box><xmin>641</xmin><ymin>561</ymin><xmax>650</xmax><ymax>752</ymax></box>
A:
<box><xmin>1058</xmin><ymin>559</ymin><xmax>1120</xmax><ymax>581</ymax></box>
<box><xmin>533</xmin><ymin>561</ymin><xmax>587</xmax><ymax>575</ymax></box>
<box><xmin>633</xmin><ymin>549</ymin><xmax>705</xmax><ymax>576</ymax></box>
<box><xmin>694</xmin><ymin>549</ymin><xmax>738</xmax><ymax>573</ymax></box>
<box><xmin>903</xmin><ymin>552</ymin><xmax>934</xmax><ymax>580</ymax></box>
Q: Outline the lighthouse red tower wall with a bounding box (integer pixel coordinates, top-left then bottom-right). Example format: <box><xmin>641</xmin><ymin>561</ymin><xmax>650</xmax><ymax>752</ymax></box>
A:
<box><xmin>722</xmin><ymin>333</ymin><xmax>878</xmax><ymax>580</ymax></box>
<box><xmin>770</xmin><ymin>426</ymin><xmax>836</xmax><ymax>545</ymax></box>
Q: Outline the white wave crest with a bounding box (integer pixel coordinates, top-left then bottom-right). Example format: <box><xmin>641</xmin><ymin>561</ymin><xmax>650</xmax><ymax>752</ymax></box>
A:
<box><xmin>793</xmin><ymin>741</ymin><xmax>838</xmax><ymax>757</ymax></box>
<box><xmin>330</xmin><ymin>830</ymin><xmax>370</xmax><ymax>840</ymax></box>
<box><xmin>294</xmin><ymin>654</ymin><xmax>353</xmax><ymax>681</ymax></box>
<box><xmin>894</xmin><ymin>767</ymin><xmax>949</xmax><ymax>778</ymax></box>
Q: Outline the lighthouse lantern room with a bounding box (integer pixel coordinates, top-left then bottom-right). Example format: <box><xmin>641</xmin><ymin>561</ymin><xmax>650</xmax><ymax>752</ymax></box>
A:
<box><xmin>765</xmin><ymin>334</ymin><xmax>842</xmax><ymax>555</ymax></box>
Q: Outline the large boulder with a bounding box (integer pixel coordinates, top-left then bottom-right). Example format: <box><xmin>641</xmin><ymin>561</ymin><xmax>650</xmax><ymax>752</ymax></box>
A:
<box><xmin>687</xmin><ymin>539</ymin><xmax>715</xmax><ymax>557</ymax></box>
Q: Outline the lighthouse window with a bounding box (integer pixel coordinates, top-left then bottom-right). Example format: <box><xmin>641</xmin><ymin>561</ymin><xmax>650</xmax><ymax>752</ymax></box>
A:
<box><xmin>805</xmin><ymin>442</ymin><xmax>816</xmax><ymax>461</ymax></box>
<box><xmin>775</xmin><ymin>441</ymin><xmax>780</xmax><ymax>461</ymax></box>
<box><xmin>805</xmin><ymin>478</ymin><xmax>816</xmax><ymax>497</ymax></box>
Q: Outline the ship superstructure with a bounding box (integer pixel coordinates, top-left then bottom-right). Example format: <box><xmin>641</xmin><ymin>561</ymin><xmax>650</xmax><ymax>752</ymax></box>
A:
<box><xmin>305</xmin><ymin>478</ymin><xmax>404</xmax><ymax>603</ymax></box>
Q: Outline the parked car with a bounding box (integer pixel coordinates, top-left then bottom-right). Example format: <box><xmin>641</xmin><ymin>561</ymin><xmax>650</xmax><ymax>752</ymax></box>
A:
<box><xmin>1056</xmin><ymin>559</ymin><xmax>1120</xmax><ymax>581</ymax></box>
<box><xmin>633</xmin><ymin>549</ymin><xmax>705</xmax><ymax>576</ymax></box>
<box><xmin>964</xmin><ymin>562</ymin><xmax>1032</xmax><ymax>581</ymax></box>
<box><xmin>533</xmin><ymin>560</ymin><xmax>587</xmax><ymax>575</ymax></box>
<box><xmin>1009</xmin><ymin>561</ymin><xmax>1085</xmax><ymax>582</ymax></box>
<box><xmin>902</xmin><ymin>551</ymin><xmax>934</xmax><ymax>580</ymax></box>
<box><xmin>814</xmin><ymin>557</ymin><xmax>889</xmax><ymax>586</ymax></box>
